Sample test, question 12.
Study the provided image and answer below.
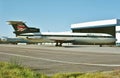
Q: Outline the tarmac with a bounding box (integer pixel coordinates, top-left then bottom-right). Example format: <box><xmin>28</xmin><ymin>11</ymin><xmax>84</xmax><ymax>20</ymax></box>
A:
<box><xmin>0</xmin><ymin>44</ymin><xmax>120</xmax><ymax>74</ymax></box>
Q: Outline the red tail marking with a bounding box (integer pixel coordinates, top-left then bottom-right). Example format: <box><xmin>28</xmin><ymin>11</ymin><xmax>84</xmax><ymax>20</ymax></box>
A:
<box><xmin>17</xmin><ymin>25</ymin><xmax>26</xmax><ymax>31</ymax></box>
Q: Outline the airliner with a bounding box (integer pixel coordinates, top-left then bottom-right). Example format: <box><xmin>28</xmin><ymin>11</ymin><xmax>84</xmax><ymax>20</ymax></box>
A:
<box><xmin>7</xmin><ymin>21</ymin><xmax>116</xmax><ymax>46</ymax></box>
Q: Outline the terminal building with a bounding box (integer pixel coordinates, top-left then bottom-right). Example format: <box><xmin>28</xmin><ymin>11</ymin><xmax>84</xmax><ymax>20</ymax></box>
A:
<box><xmin>71</xmin><ymin>19</ymin><xmax>120</xmax><ymax>45</ymax></box>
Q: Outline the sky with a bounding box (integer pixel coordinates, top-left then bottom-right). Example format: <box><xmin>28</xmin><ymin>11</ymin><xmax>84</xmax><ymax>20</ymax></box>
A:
<box><xmin>0</xmin><ymin>0</ymin><xmax>120</xmax><ymax>37</ymax></box>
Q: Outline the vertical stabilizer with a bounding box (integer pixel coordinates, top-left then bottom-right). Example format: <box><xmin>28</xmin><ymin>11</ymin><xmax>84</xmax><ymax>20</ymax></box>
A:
<box><xmin>7</xmin><ymin>21</ymin><xmax>40</xmax><ymax>36</ymax></box>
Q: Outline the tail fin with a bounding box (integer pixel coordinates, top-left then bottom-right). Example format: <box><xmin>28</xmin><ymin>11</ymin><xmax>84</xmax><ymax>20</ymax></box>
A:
<box><xmin>7</xmin><ymin>21</ymin><xmax>40</xmax><ymax>36</ymax></box>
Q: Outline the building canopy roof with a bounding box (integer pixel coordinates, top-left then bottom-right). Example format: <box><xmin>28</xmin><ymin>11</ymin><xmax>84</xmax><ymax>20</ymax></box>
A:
<box><xmin>71</xmin><ymin>19</ymin><xmax>120</xmax><ymax>29</ymax></box>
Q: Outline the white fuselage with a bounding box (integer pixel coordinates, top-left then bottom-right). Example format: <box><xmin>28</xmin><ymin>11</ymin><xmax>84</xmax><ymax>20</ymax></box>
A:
<box><xmin>19</xmin><ymin>32</ymin><xmax>116</xmax><ymax>45</ymax></box>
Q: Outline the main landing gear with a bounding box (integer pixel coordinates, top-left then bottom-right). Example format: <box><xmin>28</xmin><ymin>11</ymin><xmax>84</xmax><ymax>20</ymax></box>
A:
<box><xmin>55</xmin><ymin>42</ymin><xmax>63</xmax><ymax>47</ymax></box>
